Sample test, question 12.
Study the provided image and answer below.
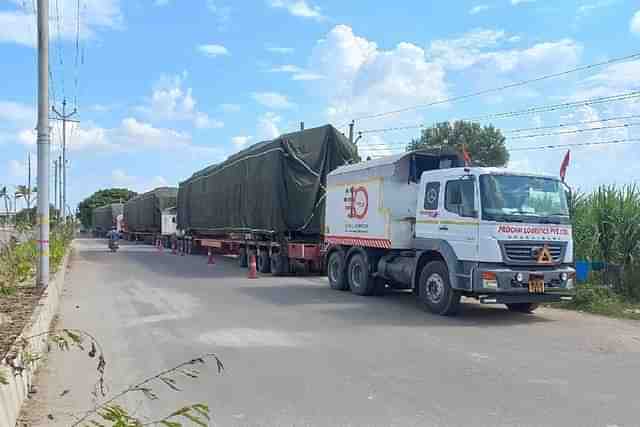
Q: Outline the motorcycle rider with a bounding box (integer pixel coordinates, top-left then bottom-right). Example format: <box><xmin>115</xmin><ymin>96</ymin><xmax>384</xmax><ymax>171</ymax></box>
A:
<box><xmin>106</xmin><ymin>226</ymin><xmax>119</xmax><ymax>248</ymax></box>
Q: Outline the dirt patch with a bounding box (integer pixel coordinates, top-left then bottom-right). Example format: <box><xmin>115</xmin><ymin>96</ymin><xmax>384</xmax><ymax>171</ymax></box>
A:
<box><xmin>0</xmin><ymin>286</ymin><xmax>45</xmax><ymax>358</ymax></box>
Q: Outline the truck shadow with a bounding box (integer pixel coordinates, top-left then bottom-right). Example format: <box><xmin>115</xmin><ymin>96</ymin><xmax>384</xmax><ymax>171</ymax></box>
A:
<box><xmin>238</xmin><ymin>284</ymin><xmax>555</xmax><ymax>327</ymax></box>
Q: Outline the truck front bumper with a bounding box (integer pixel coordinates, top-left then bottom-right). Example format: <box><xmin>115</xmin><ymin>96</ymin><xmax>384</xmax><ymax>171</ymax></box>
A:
<box><xmin>473</xmin><ymin>265</ymin><xmax>575</xmax><ymax>304</ymax></box>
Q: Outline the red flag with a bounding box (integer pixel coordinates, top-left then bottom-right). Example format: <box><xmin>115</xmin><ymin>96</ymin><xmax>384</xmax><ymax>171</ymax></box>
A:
<box><xmin>462</xmin><ymin>145</ymin><xmax>471</xmax><ymax>166</ymax></box>
<box><xmin>560</xmin><ymin>149</ymin><xmax>570</xmax><ymax>182</ymax></box>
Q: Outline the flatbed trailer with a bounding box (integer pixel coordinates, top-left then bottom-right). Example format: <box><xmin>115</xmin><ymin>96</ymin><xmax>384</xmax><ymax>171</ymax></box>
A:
<box><xmin>183</xmin><ymin>233</ymin><xmax>323</xmax><ymax>275</ymax></box>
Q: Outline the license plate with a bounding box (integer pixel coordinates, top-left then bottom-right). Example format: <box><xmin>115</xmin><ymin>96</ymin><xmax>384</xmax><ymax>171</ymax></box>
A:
<box><xmin>528</xmin><ymin>278</ymin><xmax>545</xmax><ymax>294</ymax></box>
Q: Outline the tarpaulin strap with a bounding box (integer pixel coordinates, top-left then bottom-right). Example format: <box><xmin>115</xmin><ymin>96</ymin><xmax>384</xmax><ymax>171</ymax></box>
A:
<box><xmin>297</xmin><ymin>192</ymin><xmax>327</xmax><ymax>231</ymax></box>
<box><xmin>283</xmin><ymin>140</ymin><xmax>327</xmax><ymax>192</ymax></box>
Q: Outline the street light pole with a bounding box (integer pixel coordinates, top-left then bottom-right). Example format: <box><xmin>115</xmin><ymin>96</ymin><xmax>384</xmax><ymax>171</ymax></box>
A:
<box><xmin>51</xmin><ymin>99</ymin><xmax>77</xmax><ymax>222</ymax></box>
<box><xmin>36</xmin><ymin>0</ymin><xmax>50</xmax><ymax>287</ymax></box>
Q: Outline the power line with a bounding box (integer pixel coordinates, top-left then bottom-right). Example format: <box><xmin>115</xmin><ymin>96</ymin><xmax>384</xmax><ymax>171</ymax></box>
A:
<box><xmin>505</xmin><ymin>114</ymin><xmax>640</xmax><ymax>133</ymax></box>
<box><xmin>350</xmin><ymin>52</ymin><xmax>640</xmax><ymax>121</ymax></box>
<box><xmin>509</xmin><ymin>122</ymin><xmax>640</xmax><ymax>140</ymax></box>
<box><xmin>510</xmin><ymin>138</ymin><xmax>640</xmax><ymax>151</ymax></box>
<box><xmin>358</xmin><ymin>91</ymin><xmax>640</xmax><ymax>135</ymax></box>
<box><xmin>358</xmin><ymin>137</ymin><xmax>640</xmax><ymax>154</ymax></box>
<box><xmin>54</xmin><ymin>0</ymin><xmax>65</xmax><ymax>101</ymax></box>
<box><xmin>73</xmin><ymin>0</ymin><xmax>81</xmax><ymax>110</ymax></box>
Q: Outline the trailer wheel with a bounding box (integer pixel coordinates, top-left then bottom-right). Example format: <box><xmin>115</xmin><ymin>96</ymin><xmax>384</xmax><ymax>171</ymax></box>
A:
<box><xmin>238</xmin><ymin>248</ymin><xmax>248</xmax><ymax>268</ymax></box>
<box><xmin>271</xmin><ymin>253</ymin><xmax>289</xmax><ymax>276</ymax></box>
<box><xmin>347</xmin><ymin>253</ymin><xmax>374</xmax><ymax>296</ymax></box>
<box><xmin>506</xmin><ymin>303</ymin><xmax>539</xmax><ymax>313</ymax></box>
<box><xmin>257</xmin><ymin>250</ymin><xmax>271</xmax><ymax>273</ymax></box>
<box><xmin>418</xmin><ymin>261</ymin><xmax>460</xmax><ymax>316</ymax></box>
<box><xmin>327</xmin><ymin>251</ymin><xmax>348</xmax><ymax>290</ymax></box>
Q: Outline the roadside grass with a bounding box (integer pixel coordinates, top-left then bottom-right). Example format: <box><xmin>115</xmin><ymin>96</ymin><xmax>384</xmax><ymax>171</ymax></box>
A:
<box><xmin>552</xmin><ymin>283</ymin><xmax>640</xmax><ymax>320</ymax></box>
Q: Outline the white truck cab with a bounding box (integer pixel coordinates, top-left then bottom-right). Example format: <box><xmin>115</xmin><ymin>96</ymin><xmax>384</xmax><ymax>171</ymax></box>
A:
<box><xmin>325</xmin><ymin>151</ymin><xmax>575</xmax><ymax>315</ymax></box>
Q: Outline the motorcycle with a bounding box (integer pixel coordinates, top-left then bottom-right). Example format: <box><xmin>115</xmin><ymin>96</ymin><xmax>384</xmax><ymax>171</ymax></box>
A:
<box><xmin>108</xmin><ymin>239</ymin><xmax>119</xmax><ymax>252</ymax></box>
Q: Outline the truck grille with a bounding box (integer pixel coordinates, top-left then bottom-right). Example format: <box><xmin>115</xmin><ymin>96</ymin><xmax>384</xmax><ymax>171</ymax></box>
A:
<box><xmin>501</xmin><ymin>241</ymin><xmax>566</xmax><ymax>265</ymax></box>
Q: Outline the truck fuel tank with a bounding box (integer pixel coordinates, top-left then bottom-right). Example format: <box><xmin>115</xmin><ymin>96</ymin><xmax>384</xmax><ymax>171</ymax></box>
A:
<box><xmin>377</xmin><ymin>254</ymin><xmax>416</xmax><ymax>288</ymax></box>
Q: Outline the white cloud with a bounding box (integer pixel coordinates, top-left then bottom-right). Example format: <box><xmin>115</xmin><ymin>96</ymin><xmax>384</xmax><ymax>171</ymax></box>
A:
<box><xmin>291</xmin><ymin>72</ymin><xmax>324</xmax><ymax>81</ymax></box>
<box><xmin>219</xmin><ymin>103</ymin><xmax>241</xmax><ymax>113</ymax></box>
<box><xmin>584</xmin><ymin>60</ymin><xmax>640</xmax><ymax>91</ymax></box>
<box><xmin>428</xmin><ymin>29</ymin><xmax>582</xmax><ymax>75</ymax></box>
<box><xmin>578</xmin><ymin>0</ymin><xmax>614</xmax><ymax>16</ymax></box>
<box><xmin>8</xmin><ymin>159</ymin><xmax>27</xmax><ymax>179</ymax></box>
<box><xmin>268</xmin><ymin>64</ymin><xmax>304</xmax><ymax>73</ymax></box>
<box><xmin>198</xmin><ymin>44</ymin><xmax>229</xmax><ymax>57</ymax></box>
<box><xmin>308</xmin><ymin>25</ymin><xmax>448</xmax><ymax>122</ymax></box>
<box><xmin>207</xmin><ymin>1</ymin><xmax>231</xmax><ymax>29</ymax></box>
<box><xmin>112</xmin><ymin>169</ymin><xmax>169</xmax><ymax>193</ymax></box>
<box><xmin>631</xmin><ymin>10</ymin><xmax>640</xmax><ymax>35</ymax></box>
<box><xmin>469</xmin><ymin>5</ymin><xmax>489</xmax><ymax>14</ymax></box>
<box><xmin>231</xmin><ymin>136</ymin><xmax>252</xmax><ymax>148</ymax></box>
<box><xmin>508</xmin><ymin>35</ymin><xmax>522</xmax><ymax>43</ymax></box>
<box><xmin>510</xmin><ymin>0</ymin><xmax>535</xmax><ymax>5</ymax></box>
<box><xmin>0</xmin><ymin>101</ymin><xmax>33</xmax><ymax>125</ymax></box>
<box><xmin>1</xmin><ymin>0</ymin><xmax>123</xmax><ymax>47</ymax></box>
<box><xmin>266</xmin><ymin>46</ymin><xmax>294</xmax><ymax>54</ymax></box>
<box><xmin>138</xmin><ymin>73</ymin><xmax>223</xmax><ymax>129</ymax></box>
<box><xmin>257</xmin><ymin>112</ymin><xmax>281</xmax><ymax>139</ymax></box>
<box><xmin>267</xmin><ymin>0</ymin><xmax>324</xmax><ymax>21</ymax></box>
<box><xmin>252</xmin><ymin>92</ymin><xmax>295</xmax><ymax>109</ymax></box>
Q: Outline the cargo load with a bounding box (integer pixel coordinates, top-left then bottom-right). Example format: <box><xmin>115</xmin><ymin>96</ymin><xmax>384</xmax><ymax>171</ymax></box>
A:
<box><xmin>124</xmin><ymin>187</ymin><xmax>177</xmax><ymax>234</ymax></box>
<box><xmin>92</xmin><ymin>203</ymin><xmax>123</xmax><ymax>234</ymax></box>
<box><xmin>177</xmin><ymin>124</ymin><xmax>358</xmax><ymax>239</ymax></box>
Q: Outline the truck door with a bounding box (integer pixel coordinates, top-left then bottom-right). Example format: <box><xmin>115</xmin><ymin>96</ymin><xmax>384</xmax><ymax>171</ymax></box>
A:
<box><xmin>439</xmin><ymin>177</ymin><xmax>479</xmax><ymax>261</ymax></box>
<box><xmin>415</xmin><ymin>180</ymin><xmax>442</xmax><ymax>240</ymax></box>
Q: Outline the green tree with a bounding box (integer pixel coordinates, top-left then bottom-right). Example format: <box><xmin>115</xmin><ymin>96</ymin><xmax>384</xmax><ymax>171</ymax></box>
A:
<box><xmin>78</xmin><ymin>188</ymin><xmax>137</xmax><ymax>229</ymax></box>
<box><xmin>407</xmin><ymin>120</ymin><xmax>509</xmax><ymax>167</ymax></box>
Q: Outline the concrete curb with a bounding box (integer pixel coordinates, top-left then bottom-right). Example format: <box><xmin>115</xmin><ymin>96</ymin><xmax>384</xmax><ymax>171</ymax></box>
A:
<box><xmin>0</xmin><ymin>247</ymin><xmax>72</xmax><ymax>427</ymax></box>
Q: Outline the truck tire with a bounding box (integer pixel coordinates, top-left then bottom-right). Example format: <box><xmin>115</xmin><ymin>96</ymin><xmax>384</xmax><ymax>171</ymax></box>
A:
<box><xmin>327</xmin><ymin>251</ymin><xmax>348</xmax><ymax>290</ymax></box>
<box><xmin>506</xmin><ymin>303</ymin><xmax>539</xmax><ymax>313</ymax></box>
<box><xmin>418</xmin><ymin>261</ymin><xmax>460</xmax><ymax>315</ymax></box>
<box><xmin>348</xmin><ymin>253</ymin><xmax>374</xmax><ymax>296</ymax></box>
<box><xmin>257</xmin><ymin>250</ymin><xmax>271</xmax><ymax>273</ymax></box>
<box><xmin>271</xmin><ymin>253</ymin><xmax>289</xmax><ymax>276</ymax></box>
<box><xmin>238</xmin><ymin>248</ymin><xmax>248</xmax><ymax>268</ymax></box>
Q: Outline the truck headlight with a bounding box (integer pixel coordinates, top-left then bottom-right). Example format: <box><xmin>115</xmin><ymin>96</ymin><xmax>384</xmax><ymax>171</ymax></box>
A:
<box><xmin>482</xmin><ymin>272</ymin><xmax>498</xmax><ymax>289</ymax></box>
<box><xmin>515</xmin><ymin>272</ymin><xmax>524</xmax><ymax>283</ymax></box>
<box><xmin>560</xmin><ymin>272</ymin><xmax>568</xmax><ymax>282</ymax></box>
<box><xmin>566</xmin><ymin>278</ymin><xmax>574</xmax><ymax>289</ymax></box>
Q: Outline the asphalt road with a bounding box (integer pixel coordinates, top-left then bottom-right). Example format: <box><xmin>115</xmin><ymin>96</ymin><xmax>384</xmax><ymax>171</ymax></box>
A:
<box><xmin>24</xmin><ymin>239</ymin><xmax>640</xmax><ymax>427</ymax></box>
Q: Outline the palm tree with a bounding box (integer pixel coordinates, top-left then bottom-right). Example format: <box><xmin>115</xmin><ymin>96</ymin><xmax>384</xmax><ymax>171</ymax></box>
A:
<box><xmin>15</xmin><ymin>185</ymin><xmax>36</xmax><ymax>223</ymax></box>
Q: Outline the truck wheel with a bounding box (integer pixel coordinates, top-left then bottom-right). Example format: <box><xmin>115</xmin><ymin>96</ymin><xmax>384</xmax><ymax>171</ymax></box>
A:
<box><xmin>348</xmin><ymin>253</ymin><xmax>374</xmax><ymax>296</ymax></box>
<box><xmin>271</xmin><ymin>253</ymin><xmax>289</xmax><ymax>276</ymax></box>
<box><xmin>257</xmin><ymin>251</ymin><xmax>271</xmax><ymax>273</ymax></box>
<box><xmin>327</xmin><ymin>251</ymin><xmax>348</xmax><ymax>290</ymax></box>
<box><xmin>506</xmin><ymin>303</ymin><xmax>539</xmax><ymax>313</ymax></box>
<box><xmin>418</xmin><ymin>261</ymin><xmax>460</xmax><ymax>315</ymax></box>
<box><xmin>238</xmin><ymin>248</ymin><xmax>248</xmax><ymax>268</ymax></box>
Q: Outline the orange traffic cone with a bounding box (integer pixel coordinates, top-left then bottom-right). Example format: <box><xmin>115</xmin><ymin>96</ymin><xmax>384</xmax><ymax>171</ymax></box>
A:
<box><xmin>248</xmin><ymin>254</ymin><xmax>258</xmax><ymax>279</ymax></box>
<box><xmin>207</xmin><ymin>248</ymin><xmax>215</xmax><ymax>265</ymax></box>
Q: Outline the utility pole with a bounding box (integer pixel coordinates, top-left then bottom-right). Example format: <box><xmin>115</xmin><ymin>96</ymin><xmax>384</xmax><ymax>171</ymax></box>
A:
<box><xmin>36</xmin><ymin>0</ymin><xmax>50</xmax><ymax>287</ymax></box>
<box><xmin>349</xmin><ymin>120</ymin><xmax>355</xmax><ymax>144</ymax></box>
<box><xmin>51</xmin><ymin>98</ymin><xmax>78</xmax><ymax>222</ymax></box>
<box><xmin>58</xmin><ymin>154</ymin><xmax>62</xmax><ymax>217</ymax></box>
<box><xmin>53</xmin><ymin>158</ymin><xmax>58</xmax><ymax>219</ymax></box>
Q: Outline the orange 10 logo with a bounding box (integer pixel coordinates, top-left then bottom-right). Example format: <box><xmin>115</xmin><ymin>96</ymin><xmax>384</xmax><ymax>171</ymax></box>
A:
<box><xmin>344</xmin><ymin>185</ymin><xmax>369</xmax><ymax>219</ymax></box>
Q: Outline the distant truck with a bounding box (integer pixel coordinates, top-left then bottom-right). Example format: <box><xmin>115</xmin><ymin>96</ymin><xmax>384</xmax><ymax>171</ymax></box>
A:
<box><xmin>92</xmin><ymin>203</ymin><xmax>123</xmax><ymax>237</ymax></box>
<box><xmin>324</xmin><ymin>152</ymin><xmax>575</xmax><ymax>315</ymax></box>
<box><xmin>123</xmin><ymin>187</ymin><xmax>177</xmax><ymax>244</ymax></box>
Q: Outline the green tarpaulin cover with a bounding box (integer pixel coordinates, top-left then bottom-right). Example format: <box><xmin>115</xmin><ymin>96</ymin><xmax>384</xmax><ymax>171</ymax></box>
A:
<box><xmin>124</xmin><ymin>187</ymin><xmax>177</xmax><ymax>233</ymax></box>
<box><xmin>177</xmin><ymin>124</ymin><xmax>358</xmax><ymax>237</ymax></box>
<box><xmin>92</xmin><ymin>203</ymin><xmax>123</xmax><ymax>231</ymax></box>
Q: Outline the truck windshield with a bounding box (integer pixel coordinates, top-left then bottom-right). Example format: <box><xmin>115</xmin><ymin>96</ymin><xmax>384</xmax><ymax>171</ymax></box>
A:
<box><xmin>479</xmin><ymin>174</ymin><xmax>569</xmax><ymax>224</ymax></box>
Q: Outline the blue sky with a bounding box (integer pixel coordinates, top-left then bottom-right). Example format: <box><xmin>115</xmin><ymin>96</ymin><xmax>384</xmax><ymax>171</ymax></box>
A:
<box><xmin>1</xmin><ymin>0</ymin><xmax>639</xmax><ymax>212</ymax></box>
